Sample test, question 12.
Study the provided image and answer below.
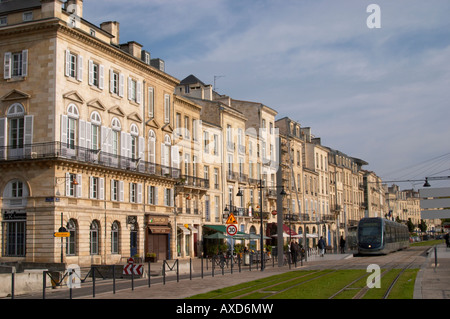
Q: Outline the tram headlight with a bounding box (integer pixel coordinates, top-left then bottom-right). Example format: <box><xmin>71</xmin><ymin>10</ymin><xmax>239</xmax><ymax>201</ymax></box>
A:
<box><xmin>368</xmin><ymin>245</ymin><xmax>371</xmax><ymax>248</ymax></box>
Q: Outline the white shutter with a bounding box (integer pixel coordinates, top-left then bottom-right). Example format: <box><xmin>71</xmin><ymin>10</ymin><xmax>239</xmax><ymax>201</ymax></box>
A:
<box><xmin>119</xmin><ymin>181</ymin><xmax>124</xmax><ymax>202</ymax></box>
<box><xmin>171</xmin><ymin>145</ymin><xmax>180</xmax><ymax>178</ymax></box>
<box><xmin>89</xmin><ymin>176</ymin><xmax>94</xmax><ymax>199</ymax></box>
<box><xmin>119</xmin><ymin>73</ymin><xmax>124</xmax><ymax>97</ymax></box>
<box><xmin>79</xmin><ymin>120</ymin><xmax>86</xmax><ymax>148</ymax></box>
<box><xmin>88</xmin><ymin>60</ymin><xmax>93</xmax><ymax>86</ymax></box>
<box><xmin>137</xmin><ymin>81</ymin><xmax>142</xmax><ymax>104</ymax></box>
<box><xmin>65</xmin><ymin>50</ymin><xmax>70</xmax><ymax>77</ymax></box>
<box><xmin>101</xmin><ymin>126</ymin><xmax>108</xmax><ymax>151</ymax></box>
<box><xmin>0</xmin><ymin>118</ymin><xmax>7</xmax><ymax>159</ymax></box>
<box><xmin>129</xmin><ymin>183</ymin><xmax>133</xmax><ymax>202</ymax></box>
<box><xmin>61</xmin><ymin>114</ymin><xmax>68</xmax><ymax>144</ymax></box>
<box><xmin>21</xmin><ymin>50</ymin><xmax>28</xmax><ymax>77</ymax></box>
<box><xmin>85</xmin><ymin>122</ymin><xmax>92</xmax><ymax>150</ymax></box>
<box><xmin>154</xmin><ymin>186</ymin><xmax>158</xmax><ymax>205</ymax></box>
<box><xmin>65</xmin><ymin>172</ymin><xmax>70</xmax><ymax>196</ymax></box>
<box><xmin>77</xmin><ymin>174</ymin><xmax>82</xmax><ymax>198</ymax></box>
<box><xmin>109</xmin><ymin>69</ymin><xmax>114</xmax><ymax>93</ymax></box>
<box><xmin>137</xmin><ymin>183</ymin><xmax>142</xmax><ymax>204</ymax></box>
<box><xmin>138</xmin><ymin>136</ymin><xmax>145</xmax><ymax>160</ymax></box>
<box><xmin>99</xmin><ymin>178</ymin><xmax>104</xmax><ymax>200</ymax></box>
<box><xmin>111</xmin><ymin>180</ymin><xmax>115</xmax><ymax>201</ymax></box>
<box><xmin>4</xmin><ymin>52</ymin><xmax>11</xmax><ymax>79</ymax></box>
<box><xmin>149</xmin><ymin>136</ymin><xmax>155</xmax><ymax>163</ymax></box>
<box><xmin>121</xmin><ymin>132</ymin><xmax>127</xmax><ymax>158</ymax></box>
<box><xmin>170</xmin><ymin>188</ymin><xmax>174</xmax><ymax>207</ymax></box>
<box><xmin>161</xmin><ymin>143</ymin><xmax>165</xmax><ymax>167</ymax></box>
<box><xmin>127</xmin><ymin>77</ymin><xmax>132</xmax><ymax>100</ymax></box>
<box><xmin>77</xmin><ymin>55</ymin><xmax>83</xmax><ymax>81</ymax></box>
<box><xmin>24</xmin><ymin>115</ymin><xmax>33</xmax><ymax>156</ymax></box>
<box><xmin>99</xmin><ymin>65</ymin><xmax>104</xmax><ymax>89</ymax></box>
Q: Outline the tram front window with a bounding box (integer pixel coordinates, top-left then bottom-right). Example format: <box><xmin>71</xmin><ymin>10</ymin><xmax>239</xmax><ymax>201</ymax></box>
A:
<box><xmin>359</xmin><ymin>220</ymin><xmax>382</xmax><ymax>246</ymax></box>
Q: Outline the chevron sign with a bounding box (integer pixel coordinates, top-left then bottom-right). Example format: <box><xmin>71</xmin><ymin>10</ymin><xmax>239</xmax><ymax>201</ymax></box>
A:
<box><xmin>123</xmin><ymin>263</ymin><xmax>143</xmax><ymax>275</ymax></box>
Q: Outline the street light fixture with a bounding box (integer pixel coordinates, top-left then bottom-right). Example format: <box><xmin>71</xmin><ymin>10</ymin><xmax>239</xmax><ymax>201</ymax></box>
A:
<box><xmin>236</xmin><ymin>181</ymin><xmax>286</xmax><ymax>271</ymax></box>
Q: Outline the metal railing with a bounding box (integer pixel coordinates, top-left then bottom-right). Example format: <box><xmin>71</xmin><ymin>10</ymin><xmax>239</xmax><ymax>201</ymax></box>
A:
<box><xmin>0</xmin><ymin>142</ymin><xmax>181</xmax><ymax>179</ymax></box>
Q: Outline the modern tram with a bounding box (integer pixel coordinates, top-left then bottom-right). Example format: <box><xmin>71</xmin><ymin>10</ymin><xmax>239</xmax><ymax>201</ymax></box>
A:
<box><xmin>357</xmin><ymin>217</ymin><xmax>409</xmax><ymax>255</ymax></box>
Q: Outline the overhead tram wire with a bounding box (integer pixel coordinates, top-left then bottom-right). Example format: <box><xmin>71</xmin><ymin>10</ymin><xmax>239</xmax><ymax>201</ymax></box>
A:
<box><xmin>381</xmin><ymin>151</ymin><xmax>450</xmax><ymax>183</ymax></box>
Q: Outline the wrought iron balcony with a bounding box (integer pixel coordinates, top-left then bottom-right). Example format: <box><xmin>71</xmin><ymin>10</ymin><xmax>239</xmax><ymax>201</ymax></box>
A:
<box><xmin>178</xmin><ymin>175</ymin><xmax>209</xmax><ymax>189</ymax></box>
<box><xmin>0</xmin><ymin>142</ymin><xmax>181</xmax><ymax>179</ymax></box>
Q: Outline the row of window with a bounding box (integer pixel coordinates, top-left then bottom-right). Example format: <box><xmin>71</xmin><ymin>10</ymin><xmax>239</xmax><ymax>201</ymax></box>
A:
<box><xmin>66</xmin><ymin>219</ymin><xmax>121</xmax><ymax>256</ymax></box>
<box><xmin>64</xmin><ymin>173</ymin><xmax>174</xmax><ymax>206</ymax></box>
<box><xmin>64</xmin><ymin>50</ymin><xmax>170</xmax><ymax>122</ymax></box>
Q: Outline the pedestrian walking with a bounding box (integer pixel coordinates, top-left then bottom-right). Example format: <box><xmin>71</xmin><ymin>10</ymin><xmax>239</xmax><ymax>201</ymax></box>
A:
<box><xmin>444</xmin><ymin>232</ymin><xmax>450</xmax><ymax>248</ymax></box>
<box><xmin>340</xmin><ymin>236</ymin><xmax>346</xmax><ymax>253</ymax></box>
<box><xmin>318</xmin><ymin>236</ymin><xmax>325</xmax><ymax>257</ymax></box>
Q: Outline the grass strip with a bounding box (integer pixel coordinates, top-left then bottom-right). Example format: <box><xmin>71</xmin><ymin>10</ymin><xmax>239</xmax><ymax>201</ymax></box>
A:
<box><xmin>267</xmin><ymin>270</ymin><xmax>367</xmax><ymax>299</ymax></box>
<box><xmin>387</xmin><ymin>269</ymin><xmax>419</xmax><ymax>299</ymax></box>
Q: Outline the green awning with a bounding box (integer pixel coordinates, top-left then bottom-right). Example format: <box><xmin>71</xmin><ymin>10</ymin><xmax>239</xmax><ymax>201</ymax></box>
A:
<box><xmin>203</xmin><ymin>225</ymin><xmax>246</xmax><ymax>235</ymax></box>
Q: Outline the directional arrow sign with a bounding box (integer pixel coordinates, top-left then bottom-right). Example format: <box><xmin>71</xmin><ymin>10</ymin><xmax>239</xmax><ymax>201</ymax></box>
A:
<box><xmin>54</xmin><ymin>232</ymin><xmax>70</xmax><ymax>238</ymax></box>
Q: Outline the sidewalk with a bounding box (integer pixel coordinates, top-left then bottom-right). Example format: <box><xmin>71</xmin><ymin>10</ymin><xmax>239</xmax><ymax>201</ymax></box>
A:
<box><xmin>414</xmin><ymin>244</ymin><xmax>450</xmax><ymax>299</ymax></box>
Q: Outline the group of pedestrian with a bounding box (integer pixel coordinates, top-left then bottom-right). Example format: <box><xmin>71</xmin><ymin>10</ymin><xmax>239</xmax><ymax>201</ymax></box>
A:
<box><xmin>317</xmin><ymin>235</ymin><xmax>346</xmax><ymax>257</ymax></box>
<box><xmin>289</xmin><ymin>240</ymin><xmax>304</xmax><ymax>263</ymax></box>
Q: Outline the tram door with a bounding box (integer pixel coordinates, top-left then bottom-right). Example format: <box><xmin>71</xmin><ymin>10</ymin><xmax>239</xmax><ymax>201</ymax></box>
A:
<box><xmin>130</xmin><ymin>230</ymin><xmax>138</xmax><ymax>257</ymax></box>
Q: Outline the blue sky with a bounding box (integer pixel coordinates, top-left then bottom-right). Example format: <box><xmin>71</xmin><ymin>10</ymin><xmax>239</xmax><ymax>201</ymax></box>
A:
<box><xmin>83</xmin><ymin>0</ymin><xmax>450</xmax><ymax>189</ymax></box>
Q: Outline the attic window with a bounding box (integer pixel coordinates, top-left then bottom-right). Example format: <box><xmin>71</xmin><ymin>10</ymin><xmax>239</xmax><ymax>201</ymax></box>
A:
<box><xmin>23</xmin><ymin>12</ymin><xmax>33</xmax><ymax>22</ymax></box>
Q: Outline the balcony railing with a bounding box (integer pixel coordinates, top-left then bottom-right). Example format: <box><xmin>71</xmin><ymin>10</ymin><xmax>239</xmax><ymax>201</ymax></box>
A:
<box><xmin>179</xmin><ymin>175</ymin><xmax>209</xmax><ymax>189</ymax></box>
<box><xmin>0</xmin><ymin>142</ymin><xmax>181</xmax><ymax>179</ymax></box>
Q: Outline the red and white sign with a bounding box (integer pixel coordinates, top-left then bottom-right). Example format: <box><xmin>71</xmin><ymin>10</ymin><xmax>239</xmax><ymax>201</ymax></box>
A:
<box><xmin>226</xmin><ymin>224</ymin><xmax>238</xmax><ymax>236</ymax></box>
<box><xmin>123</xmin><ymin>261</ymin><xmax>143</xmax><ymax>275</ymax></box>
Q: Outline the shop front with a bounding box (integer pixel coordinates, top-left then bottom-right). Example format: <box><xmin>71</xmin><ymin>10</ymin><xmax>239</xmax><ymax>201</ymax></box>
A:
<box><xmin>146</xmin><ymin>215</ymin><xmax>171</xmax><ymax>261</ymax></box>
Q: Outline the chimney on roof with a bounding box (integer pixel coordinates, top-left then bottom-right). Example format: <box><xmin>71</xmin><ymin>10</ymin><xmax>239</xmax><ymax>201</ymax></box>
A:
<box><xmin>100</xmin><ymin>21</ymin><xmax>120</xmax><ymax>45</ymax></box>
<box><xmin>65</xmin><ymin>0</ymin><xmax>83</xmax><ymax>18</ymax></box>
<box><xmin>41</xmin><ymin>0</ymin><xmax>63</xmax><ymax>19</ymax></box>
<box><xmin>120</xmin><ymin>41</ymin><xmax>143</xmax><ymax>60</ymax></box>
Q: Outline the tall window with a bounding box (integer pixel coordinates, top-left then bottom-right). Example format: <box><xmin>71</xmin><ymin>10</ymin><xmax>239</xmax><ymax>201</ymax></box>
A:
<box><xmin>111</xmin><ymin>221</ymin><xmax>119</xmax><ymax>254</ymax></box>
<box><xmin>90</xmin><ymin>221</ymin><xmax>99</xmax><ymax>255</ymax></box>
<box><xmin>8</xmin><ymin>104</ymin><xmax>24</xmax><ymax>150</ymax></box>
<box><xmin>164</xmin><ymin>94</ymin><xmax>170</xmax><ymax>124</ymax></box>
<box><xmin>148</xmin><ymin>87</ymin><xmax>154</xmax><ymax>117</ymax></box>
<box><xmin>65</xmin><ymin>50</ymin><xmax>82</xmax><ymax>81</ymax></box>
<box><xmin>4</xmin><ymin>50</ymin><xmax>28</xmax><ymax>79</ymax></box>
<box><xmin>90</xmin><ymin>112</ymin><xmax>101</xmax><ymax>151</ymax></box>
<box><xmin>66</xmin><ymin>219</ymin><xmax>77</xmax><ymax>256</ymax></box>
<box><xmin>111</xmin><ymin>118</ymin><xmax>121</xmax><ymax>156</ymax></box>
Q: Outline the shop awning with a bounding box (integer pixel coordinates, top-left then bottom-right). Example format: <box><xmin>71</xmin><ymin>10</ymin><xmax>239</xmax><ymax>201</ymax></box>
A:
<box><xmin>178</xmin><ymin>225</ymin><xmax>190</xmax><ymax>234</ymax></box>
<box><xmin>204</xmin><ymin>224</ymin><xmax>246</xmax><ymax>235</ymax></box>
<box><xmin>283</xmin><ymin>225</ymin><xmax>298</xmax><ymax>236</ymax></box>
<box><xmin>148</xmin><ymin>225</ymin><xmax>171</xmax><ymax>234</ymax></box>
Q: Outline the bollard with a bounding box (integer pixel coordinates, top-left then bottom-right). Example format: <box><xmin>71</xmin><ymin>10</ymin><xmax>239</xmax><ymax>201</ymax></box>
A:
<box><xmin>112</xmin><ymin>265</ymin><xmax>116</xmax><ymax>294</ymax></box>
<box><xmin>43</xmin><ymin>271</ymin><xmax>46</xmax><ymax>299</ymax></box>
<box><xmin>92</xmin><ymin>266</ymin><xmax>96</xmax><ymax>298</ymax></box>
<box><xmin>190</xmin><ymin>258</ymin><xmax>192</xmax><ymax>280</ymax></box>
<box><xmin>148</xmin><ymin>262</ymin><xmax>151</xmax><ymax>287</ymax></box>
<box><xmin>435</xmin><ymin>245</ymin><xmax>438</xmax><ymax>268</ymax></box>
<box><xmin>11</xmin><ymin>267</ymin><xmax>15</xmax><ymax>299</ymax></box>
<box><xmin>201</xmin><ymin>256</ymin><xmax>204</xmax><ymax>279</ymax></box>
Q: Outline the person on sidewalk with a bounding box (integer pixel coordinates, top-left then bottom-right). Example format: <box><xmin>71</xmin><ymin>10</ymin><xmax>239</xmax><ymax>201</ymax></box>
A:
<box><xmin>340</xmin><ymin>236</ymin><xmax>346</xmax><ymax>253</ymax></box>
<box><xmin>318</xmin><ymin>236</ymin><xmax>326</xmax><ymax>257</ymax></box>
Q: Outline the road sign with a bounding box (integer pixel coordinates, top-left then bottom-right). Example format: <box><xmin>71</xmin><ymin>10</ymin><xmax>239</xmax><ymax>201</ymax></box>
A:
<box><xmin>54</xmin><ymin>232</ymin><xmax>70</xmax><ymax>238</ymax></box>
<box><xmin>226</xmin><ymin>213</ymin><xmax>237</xmax><ymax>224</ymax></box>
<box><xmin>123</xmin><ymin>263</ymin><xmax>143</xmax><ymax>275</ymax></box>
<box><xmin>226</xmin><ymin>224</ymin><xmax>238</xmax><ymax>236</ymax></box>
